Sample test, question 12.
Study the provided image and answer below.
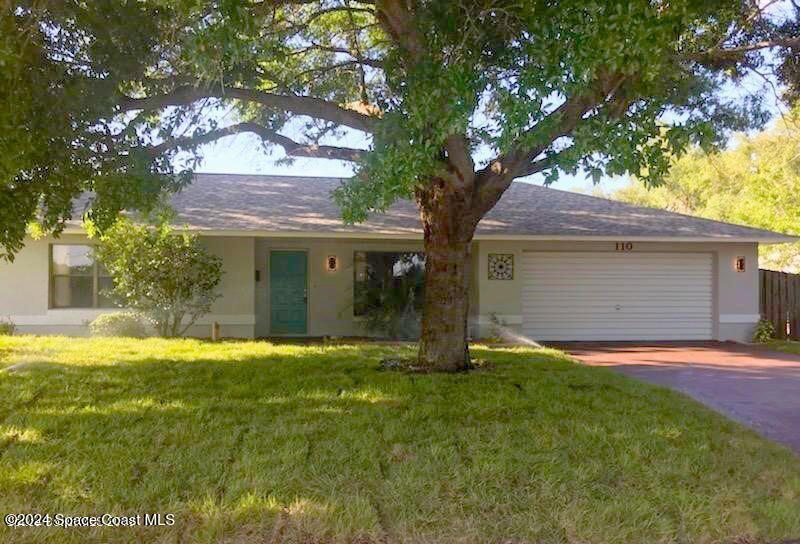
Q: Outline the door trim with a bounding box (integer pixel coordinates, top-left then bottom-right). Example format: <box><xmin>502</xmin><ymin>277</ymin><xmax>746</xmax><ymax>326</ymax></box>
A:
<box><xmin>269</xmin><ymin>249</ymin><xmax>309</xmax><ymax>335</ymax></box>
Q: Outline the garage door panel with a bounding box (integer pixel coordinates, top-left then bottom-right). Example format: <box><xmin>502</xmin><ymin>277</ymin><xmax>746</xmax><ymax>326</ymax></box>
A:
<box><xmin>523</xmin><ymin>288</ymin><xmax>712</xmax><ymax>295</ymax></box>
<box><xmin>520</xmin><ymin>276</ymin><xmax>712</xmax><ymax>284</ymax></box>
<box><xmin>524</xmin><ymin>253</ymin><xmax>710</xmax><ymax>260</ymax></box>
<box><xmin>523</xmin><ymin>314</ymin><xmax>714</xmax><ymax>321</ymax></box>
<box><xmin>524</xmin><ymin>317</ymin><xmax>713</xmax><ymax>323</ymax></box>
<box><xmin>528</xmin><ymin>332</ymin><xmax>712</xmax><ymax>341</ymax></box>
<box><xmin>528</xmin><ymin>304</ymin><xmax>708</xmax><ymax>312</ymax></box>
<box><xmin>522</xmin><ymin>263</ymin><xmax>710</xmax><ymax>270</ymax></box>
<box><xmin>524</xmin><ymin>292</ymin><xmax>712</xmax><ymax>297</ymax></box>
<box><xmin>521</xmin><ymin>276</ymin><xmax>713</xmax><ymax>283</ymax></box>
<box><xmin>523</xmin><ymin>266</ymin><xmax>709</xmax><ymax>275</ymax></box>
<box><xmin>523</xmin><ymin>259</ymin><xmax>710</xmax><ymax>267</ymax></box>
<box><xmin>525</xmin><ymin>325</ymin><xmax>714</xmax><ymax>333</ymax></box>
<box><xmin>523</xmin><ymin>291</ymin><xmax>713</xmax><ymax>298</ymax></box>
<box><xmin>521</xmin><ymin>252</ymin><xmax>713</xmax><ymax>341</ymax></box>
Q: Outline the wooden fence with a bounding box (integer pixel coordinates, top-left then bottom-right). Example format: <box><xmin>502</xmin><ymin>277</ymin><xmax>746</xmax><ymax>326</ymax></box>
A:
<box><xmin>760</xmin><ymin>269</ymin><xmax>800</xmax><ymax>339</ymax></box>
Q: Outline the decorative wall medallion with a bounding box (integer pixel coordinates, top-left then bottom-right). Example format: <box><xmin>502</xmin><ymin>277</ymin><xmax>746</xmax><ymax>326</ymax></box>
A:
<box><xmin>488</xmin><ymin>253</ymin><xmax>514</xmax><ymax>280</ymax></box>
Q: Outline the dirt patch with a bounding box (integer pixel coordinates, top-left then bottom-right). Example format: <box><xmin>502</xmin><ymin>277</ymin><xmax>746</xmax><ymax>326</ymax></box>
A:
<box><xmin>377</xmin><ymin>358</ymin><xmax>493</xmax><ymax>373</ymax></box>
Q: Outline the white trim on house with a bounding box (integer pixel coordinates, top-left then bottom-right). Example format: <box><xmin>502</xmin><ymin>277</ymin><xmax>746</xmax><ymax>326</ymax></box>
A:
<box><xmin>475</xmin><ymin>314</ymin><xmax>523</xmax><ymax>325</ymax></box>
<box><xmin>9</xmin><ymin>310</ymin><xmax>256</xmax><ymax>326</ymax></box>
<box><xmin>719</xmin><ymin>314</ymin><xmax>761</xmax><ymax>324</ymax></box>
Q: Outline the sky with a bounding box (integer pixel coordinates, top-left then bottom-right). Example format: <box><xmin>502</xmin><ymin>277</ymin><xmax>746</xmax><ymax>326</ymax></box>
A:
<box><xmin>188</xmin><ymin>92</ymin><xmax>639</xmax><ymax>193</ymax></box>
<box><xmin>191</xmin><ymin>70</ymin><xmax>786</xmax><ymax>197</ymax></box>
<box><xmin>192</xmin><ymin>130</ymin><xmax>634</xmax><ymax>194</ymax></box>
<box><xmin>189</xmin><ymin>22</ymin><xmax>788</xmax><ymax>198</ymax></box>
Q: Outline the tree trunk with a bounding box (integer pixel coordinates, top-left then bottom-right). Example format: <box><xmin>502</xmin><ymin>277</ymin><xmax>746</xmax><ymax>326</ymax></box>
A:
<box><xmin>170</xmin><ymin>311</ymin><xmax>184</xmax><ymax>338</ymax></box>
<box><xmin>416</xmin><ymin>179</ymin><xmax>478</xmax><ymax>371</ymax></box>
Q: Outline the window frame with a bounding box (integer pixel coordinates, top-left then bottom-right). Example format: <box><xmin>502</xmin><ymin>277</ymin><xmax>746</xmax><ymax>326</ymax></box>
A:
<box><xmin>48</xmin><ymin>243</ymin><xmax>113</xmax><ymax>309</ymax></box>
<box><xmin>352</xmin><ymin>250</ymin><xmax>426</xmax><ymax>317</ymax></box>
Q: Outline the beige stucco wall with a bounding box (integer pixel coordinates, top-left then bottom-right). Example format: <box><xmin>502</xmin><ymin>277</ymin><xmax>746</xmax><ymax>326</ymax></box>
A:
<box><xmin>0</xmin><ymin>236</ymin><xmax>53</xmax><ymax>319</ymax></box>
<box><xmin>0</xmin><ymin>233</ymin><xmax>761</xmax><ymax>342</ymax></box>
<box><xmin>472</xmin><ymin>239</ymin><xmax>760</xmax><ymax>342</ymax></box>
<box><xmin>253</xmin><ymin>237</ymin><xmax>428</xmax><ymax>337</ymax></box>
<box><xmin>0</xmin><ymin>234</ymin><xmax>256</xmax><ymax>338</ymax></box>
<box><xmin>196</xmin><ymin>236</ymin><xmax>256</xmax><ymax>338</ymax></box>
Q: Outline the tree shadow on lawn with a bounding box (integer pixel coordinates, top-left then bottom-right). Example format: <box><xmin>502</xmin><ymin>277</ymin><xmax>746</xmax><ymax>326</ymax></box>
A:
<box><xmin>0</xmin><ymin>342</ymin><xmax>799</xmax><ymax>544</ymax></box>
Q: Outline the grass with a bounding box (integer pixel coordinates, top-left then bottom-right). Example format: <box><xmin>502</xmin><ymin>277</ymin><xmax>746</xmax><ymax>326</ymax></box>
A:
<box><xmin>0</xmin><ymin>336</ymin><xmax>798</xmax><ymax>544</ymax></box>
<box><xmin>767</xmin><ymin>339</ymin><xmax>800</xmax><ymax>355</ymax></box>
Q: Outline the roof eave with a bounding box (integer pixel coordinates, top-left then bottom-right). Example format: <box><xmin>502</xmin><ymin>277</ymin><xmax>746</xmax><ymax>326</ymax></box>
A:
<box><xmin>473</xmin><ymin>233</ymin><xmax>799</xmax><ymax>244</ymax></box>
<box><xmin>60</xmin><ymin>225</ymin><xmax>797</xmax><ymax>243</ymax></box>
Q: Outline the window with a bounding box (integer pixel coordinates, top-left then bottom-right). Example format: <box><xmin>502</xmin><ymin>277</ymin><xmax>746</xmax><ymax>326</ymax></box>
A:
<box><xmin>353</xmin><ymin>251</ymin><xmax>425</xmax><ymax>316</ymax></box>
<box><xmin>50</xmin><ymin>245</ymin><xmax>115</xmax><ymax>308</ymax></box>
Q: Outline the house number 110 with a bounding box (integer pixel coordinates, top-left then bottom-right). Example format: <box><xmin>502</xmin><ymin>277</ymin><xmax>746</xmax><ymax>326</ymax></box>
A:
<box><xmin>615</xmin><ymin>242</ymin><xmax>633</xmax><ymax>251</ymax></box>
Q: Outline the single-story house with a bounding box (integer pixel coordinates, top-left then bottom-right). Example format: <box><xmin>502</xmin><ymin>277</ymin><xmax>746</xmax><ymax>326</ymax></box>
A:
<box><xmin>0</xmin><ymin>173</ymin><xmax>795</xmax><ymax>342</ymax></box>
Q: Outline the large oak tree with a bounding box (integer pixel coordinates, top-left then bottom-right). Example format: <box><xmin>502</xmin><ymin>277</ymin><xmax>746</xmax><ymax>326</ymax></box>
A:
<box><xmin>2</xmin><ymin>0</ymin><xmax>800</xmax><ymax>370</ymax></box>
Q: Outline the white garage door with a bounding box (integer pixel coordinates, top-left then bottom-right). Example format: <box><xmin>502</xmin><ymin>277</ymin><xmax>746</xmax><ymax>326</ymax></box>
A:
<box><xmin>521</xmin><ymin>252</ymin><xmax>713</xmax><ymax>341</ymax></box>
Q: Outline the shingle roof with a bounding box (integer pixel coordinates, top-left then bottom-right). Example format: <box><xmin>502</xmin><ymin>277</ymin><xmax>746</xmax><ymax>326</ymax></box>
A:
<box><xmin>147</xmin><ymin>173</ymin><xmax>797</xmax><ymax>241</ymax></box>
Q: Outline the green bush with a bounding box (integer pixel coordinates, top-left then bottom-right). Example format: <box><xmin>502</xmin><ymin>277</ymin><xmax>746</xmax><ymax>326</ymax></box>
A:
<box><xmin>0</xmin><ymin>318</ymin><xmax>16</xmax><ymax>336</ymax></box>
<box><xmin>94</xmin><ymin>218</ymin><xmax>223</xmax><ymax>337</ymax></box>
<box><xmin>752</xmin><ymin>318</ymin><xmax>776</xmax><ymax>343</ymax></box>
<box><xmin>89</xmin><ymin>312</ymin><xmax>148</xmax><ymax>338</ymax></box>
<box><xmin>358</xmin><ymin>283</ymin><xmax>422</xmax><ymax>341</ymax></box>
<box><xmin>355</xmin><ymin>254</ymin><xmax>424</xmax><ymax>341</ymax></box>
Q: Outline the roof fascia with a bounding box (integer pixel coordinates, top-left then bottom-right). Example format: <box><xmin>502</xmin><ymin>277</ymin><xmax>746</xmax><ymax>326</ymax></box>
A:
<box><xmin>61</xmin><ymin>226</ymin><xmax>796</xmax><ymax>243</ymax></box>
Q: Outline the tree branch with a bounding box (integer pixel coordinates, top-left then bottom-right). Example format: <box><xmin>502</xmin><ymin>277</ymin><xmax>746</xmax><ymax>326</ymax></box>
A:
<box><xmin>472</xmin><ymin>72</ymin><xmax>628</xmax><ymax>215</ymax></box>
<box><xmin>249</xmin><ymin>0</ymin><xmax>369</xmax><ymax>16</ymax></box>
<box><xmin>289</xmin><ymin>44</ymin><xmax>385</xmax><ymax>68</ymax></box>
<box><xmin>293</xmin><ymin>60</ymin><xmax>381</xmax><ymax>82</ymax></box>
<box><xmin>145</xmin><ymin>121</ymin><xmax>366</xmax><ymax>162</ymax></box>
<box><xmin>374</xmin><ymin>0</ymin><xmax>425</xmax><ymax>61</ymax></box>
<box><xmin>693</xmin><ymin>36</ymin><xmax>800</xmax><ymax>61</ymax></box>
<box><xmin>515</xmin><ymin>151</ymin><xmax>569</xmax><ymax>179</ymax></box>
<box><xmin>301</xmin><ymin>5</ymin><xmax>376</xmax><ymax>24</ymax></box>
<box><xmin>119</xmin><ymin>85</ymin><xmax>381</xmax><ymax>133</ymax></box>
<box><xmin>443</xmin><ymin>134</ymin><xmax>475</xmax><ymax>188</ymax></box>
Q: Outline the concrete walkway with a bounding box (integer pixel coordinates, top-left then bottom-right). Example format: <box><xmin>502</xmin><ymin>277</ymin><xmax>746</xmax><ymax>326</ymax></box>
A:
<box><xmin>557</xmin><ymin>342</ymin><xmax>800</xmax><ymax>454</ymax></box>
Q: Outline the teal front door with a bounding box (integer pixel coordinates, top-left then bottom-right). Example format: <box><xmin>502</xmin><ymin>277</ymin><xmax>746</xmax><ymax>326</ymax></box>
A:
<box><xmin>270</xmin><ymin>251</ymin><xmax>308</xmax><ymax>334</ymax></box>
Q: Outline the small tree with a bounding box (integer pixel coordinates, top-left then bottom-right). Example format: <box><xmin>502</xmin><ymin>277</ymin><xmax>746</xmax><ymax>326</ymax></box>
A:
<box><xmin>94</xmin><ymin>219</ymin><xmax>223</xmax><ymax>337</ymax></box>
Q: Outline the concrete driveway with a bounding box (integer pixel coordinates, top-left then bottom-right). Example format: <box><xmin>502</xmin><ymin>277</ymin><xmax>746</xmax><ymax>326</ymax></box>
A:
<box><xmin>556</xmin><ymin>342</ymin><xmax>800</xmax><ymax>454</ymax></box>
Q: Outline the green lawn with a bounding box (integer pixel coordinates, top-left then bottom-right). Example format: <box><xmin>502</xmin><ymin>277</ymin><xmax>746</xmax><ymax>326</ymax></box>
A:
<box><xmin>0</xmin><ymin>336</ymin><xmax>798</xmax><ymax>544</ymax></box>
<box><xmin>767</xmin><ymin>340</ymin><xmax>800</xmax><ymax>355</ymax></box>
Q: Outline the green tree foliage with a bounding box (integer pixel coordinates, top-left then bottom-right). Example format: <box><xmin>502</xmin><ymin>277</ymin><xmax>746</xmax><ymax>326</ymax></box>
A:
<box><xmin>0</xmin><ymin>4</ymin><xmax>189</xmax><ymax>260</ymax></box>
<box><xmin>1</xmin><ymin>1</ymin><xmax>797</xmax><ymax>252</ymax></box>
<box><xmin>93</xmin><ymin>219</ymin><xmax>223</xmax><ymax>337</ymax></box>
<box><xmin>614</xmin><ymin>112</ymin><xmax>800</xmax><ymax>272</ymax></box>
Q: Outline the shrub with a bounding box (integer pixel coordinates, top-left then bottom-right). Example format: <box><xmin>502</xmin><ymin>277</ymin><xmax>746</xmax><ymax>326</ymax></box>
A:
<box><xmin>354</xmin><ymin>254</ymin><xmax>424</xmax><ymax>341</ymax></box>
<box><xmin>752</xmin><ymin>318</ymin><xmax>776</xmax><ymax>343</ymax></box>
<box><xmin>89</xmin><ymin>312</ymin><xmax>148</xmax><ymax>338</ymax></box>
<box><xmin>358</xmin><ymin>284</ymin><xmax>422</xmax><ymax>340</ymax></box>
<box><xmin>0</xmin><ymin>317</ymin><xmax>16</xmax><ymax>336</ymax></box>
<box><xmin>94</xmin><ymin>218</ymin><xmax>223</xmax><ymax>337</ymax></box>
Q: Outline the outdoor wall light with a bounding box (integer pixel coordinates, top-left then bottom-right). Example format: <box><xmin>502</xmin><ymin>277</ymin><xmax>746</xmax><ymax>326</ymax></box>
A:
<box><xmin>326</xmin><ymin>255</ymin><xmax>339</xmax><ymax>272</ymax></box>
<box><xmin>735</xmin><ymin>256</ymin><xmax>746</xmax><ymax>272</ymax></box>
